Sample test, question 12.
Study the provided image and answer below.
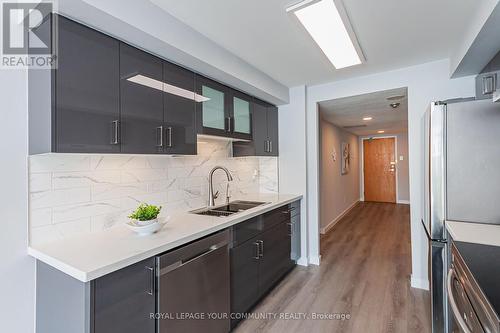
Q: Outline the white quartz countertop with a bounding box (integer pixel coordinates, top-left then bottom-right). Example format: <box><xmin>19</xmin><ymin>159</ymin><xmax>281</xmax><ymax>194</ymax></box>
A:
<box><xmin>28</xmin><ymin>193</ymin><xmax>302</xmax><ymax>282</ymax></box>
<box><xmin>446</xmin><ymin>220</ymin><xmax>500</xmax><ymax>247</ymax></box>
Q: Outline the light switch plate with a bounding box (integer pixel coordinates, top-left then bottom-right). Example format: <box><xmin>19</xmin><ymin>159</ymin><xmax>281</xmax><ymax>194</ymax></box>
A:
<box><xmin>399</xmin><ymin>155</ymin><xmax>404</xmax><ymax>161</ymax></box>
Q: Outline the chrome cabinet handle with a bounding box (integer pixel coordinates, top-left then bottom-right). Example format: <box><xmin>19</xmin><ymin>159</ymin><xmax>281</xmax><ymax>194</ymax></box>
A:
<box><xmin>253</xmin><ymin>242</ymin><xmax>260</xmax><ymax>259</ymax></box>
<box><xmin>258</xmin><ymin>240</ymin><xmax>264</xmax><ymax>258</ymax></box>
<box><xmin>156</xmin><ymin>126</ymin><xmax>164</xmax><ymax>147</ymax></box>
<box><xmin>281</xmin><ymin>207</ymin><xmax>296</xmax><ymax>214</ymax></box>
<box><xmin>226</xmin><ymin>117</ymin><xmax>232</xmax><ymax>132</ymax></box>
<box><xmin>264</xmin><ymin>140</ymin><xmax>268</xmax><ymax>152</ymax></box>
<box><xmin>111</xmin><ymin>120</ymin><xmax>120</xmax><ymax>145</ymax></box>
<box><xmin>146</xmin><ymin>266</ymin><xmax>154</xmax><ymax>296</ymax></box>
<box><xmin>269</xmin><ymin>140</ymin><xmax>272</xmax><ymax>153</ymax></box>
<box><xmin>166</xmin><ymin>126</ymin><xmax>173</xmax><ymax>148</ymax></box>
<box><xmin>447</xmin><ymin>269</ymin><xmax>472</xmax><ymax>333</ymax></box>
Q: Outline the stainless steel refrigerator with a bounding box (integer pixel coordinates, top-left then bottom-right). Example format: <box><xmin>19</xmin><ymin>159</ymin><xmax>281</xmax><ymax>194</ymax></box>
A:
<box><xmin>423</xmin><ymin>97</ymin><xmax>500</xmax><ymax>333</ymax></box>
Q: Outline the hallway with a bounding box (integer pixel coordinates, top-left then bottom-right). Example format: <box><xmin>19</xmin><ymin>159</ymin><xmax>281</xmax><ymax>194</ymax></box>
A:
<box><xmin>234</xmin><ymin>202</ymin><xmax>430</xmax><ymax>333</ymax></box>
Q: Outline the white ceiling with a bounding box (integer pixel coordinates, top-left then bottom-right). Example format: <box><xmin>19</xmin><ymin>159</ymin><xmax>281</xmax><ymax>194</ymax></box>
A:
<box><xmin>151</xmin><ymin>0</ymin><xmax>481</xmax><ymax>87</ymax></box>
<box><xmin>319</xmin><ymin>87</ymin><xmax>408</xmax><ymax>136</ymax></box>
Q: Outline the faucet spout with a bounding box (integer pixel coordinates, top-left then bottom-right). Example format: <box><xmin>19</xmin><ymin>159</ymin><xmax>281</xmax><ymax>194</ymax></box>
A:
<box><xmin>208</xmin><ymin>166</ymin><xmax>233</xmax><ymax>207</ymax></box>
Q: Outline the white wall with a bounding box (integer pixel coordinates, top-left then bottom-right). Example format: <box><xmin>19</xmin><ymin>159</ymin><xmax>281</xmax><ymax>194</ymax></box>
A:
<box><xmin>278</xmin><ymin>86</ymin><xmax>308</xmax><ymax>266</ymax></box>
<box><xmin>319</xmin><ymin>118</ymin><xmax>360</xmax><ymax>234</ymax></box>
<box><xmin>306</xmin><ymin>59</ymin><xmax>475</xmax><ymax>289</ymax></box>
<box><xmin>359</xmin><ymin>132</ymin><xmax>410</xmax><ymax>203</ymax></box>
<box><xmin>0</xmin><ymin>71</ymin><xmax>35</xmax><ymax>331</ymax></box>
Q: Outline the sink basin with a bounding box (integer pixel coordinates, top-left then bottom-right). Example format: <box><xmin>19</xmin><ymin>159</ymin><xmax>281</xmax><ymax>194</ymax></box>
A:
<box><xmin>191</xmin><ymin>200</ymin><xmax>267</xmax><ymax>217</ymax></box>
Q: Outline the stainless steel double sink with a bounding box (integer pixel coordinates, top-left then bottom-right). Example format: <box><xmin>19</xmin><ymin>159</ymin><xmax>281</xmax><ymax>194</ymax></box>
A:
<box><xmin>191</xmin><ymin>200</ymin><xmax>268</xmax><ymax>217</ymax></box>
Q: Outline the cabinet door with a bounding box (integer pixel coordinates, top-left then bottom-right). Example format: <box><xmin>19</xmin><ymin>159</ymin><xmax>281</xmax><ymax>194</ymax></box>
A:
<box><xmin>259</xmin><ymin>222</ymin><xmax>291</xmax><ymax>295</ymax></box>
<box><xmin>230</xmin><ymin>236</ymin><xmax>261</xmax><ymax>326</ymax></box>
<box><xmin>251</xmin><ymin>100</ymin><xmax>269</xmax><ymax>155</ymax></box>
<box><xmin>120</xmin><ymin>43</ymin><xmax>164</xmax><ymax>154</ymax></box>
<box><xmin>196</xmin><ymin>75</ymin><xmax>230</xmax><ymax>137</ymax></box>
<box><xmin>163</xmin><ymin>62</ymin><xmax>197</xmax><ymax>155</ymax></box>
<box><xmin>230</xmin><ymin>91</ymin><xmax>253</xmax><ymax>140</ymax></box>
<box><xmin>266</xmin><ymin>105</ymin><xmax>279</xmax><ymax>156</ymax></box>
<box><xmin>93</xmin><ymin>258</ymin><xmax>156</xmax><ymax>333</ymax></box>
<box><xmin>55</xmin><ymin>16</ymin><xmax>120</xmax><ymax>153</ymax></box>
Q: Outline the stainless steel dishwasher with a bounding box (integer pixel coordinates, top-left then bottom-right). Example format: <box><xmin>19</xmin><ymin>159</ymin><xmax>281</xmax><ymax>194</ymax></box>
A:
<box><xmin>156</xmin><ymin>230</ymin><xmax>230</xmax><ymax>333</ymax></box>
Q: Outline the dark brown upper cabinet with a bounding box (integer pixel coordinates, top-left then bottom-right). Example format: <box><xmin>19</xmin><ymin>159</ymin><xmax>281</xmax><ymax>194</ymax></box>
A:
<box><xmin>163</xmin><ymin>62</ymin><xmax>197</xmax><ymax>155</ymax></box>
<box><xmin>28</xmin><ymin>14</ymin><xmax>274</xmax><ymax>156</ymax></box>
<box><xmin>29</xmin><ymin>14</ymin><xmax>121</xmax><ymax>154</ymax></box>
<box><xmin>195</xmin><ymin>75</ymin><xmax>253</xmax><ymax>141</ymax></box>
<box><xmin>233</xmin><ymin>99</ymin><xmax>279</xmax><ymax>157</ymax></box>
<box><xmin>120</xmin><ymin>43</ymin><xmax>164</xmax><ymax>154</ymax></box>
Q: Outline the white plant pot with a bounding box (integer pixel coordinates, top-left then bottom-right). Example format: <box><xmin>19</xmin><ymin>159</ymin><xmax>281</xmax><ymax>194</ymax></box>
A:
<box><xmin>131</xmin><ymin>218</ymin><xmax>158</xmax><ymax>226</ymax></box>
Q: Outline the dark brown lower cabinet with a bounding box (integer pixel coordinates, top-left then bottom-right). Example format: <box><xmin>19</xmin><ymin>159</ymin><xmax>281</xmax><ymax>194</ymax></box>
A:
<box><xmin>230</xmin><ymin>235</ymin><xmax>261</xmax><ymax>320</ymax></box>
<box><xmin>93</xmin><ymin>258</ymin><xmax>156</xmax><ymax>333</ymax></box>
<box><xmin>230</xmin><ymin>205</ymin><xmax>298</xmax><ymax>328</ymax></box>
<box><xmin>259</xmin><ymin>222</ymin><xmax>291</xmax><ymax>295</ymax></box>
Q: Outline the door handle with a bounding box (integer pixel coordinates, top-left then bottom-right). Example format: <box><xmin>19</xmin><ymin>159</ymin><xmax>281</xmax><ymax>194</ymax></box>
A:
<box><xmin>264</xmin><ymin>140</ymin><xmax>269</xmax><ymax>152</ymax></box>
<box><xmin>226</xmin><ymin>117</ymin><xmax>232</xmax><ymax>132</ymax></box>
<box><xmin>269</xmin><ymin>140</ymin><xmax>272</xmax><ymax>153</ymax></box>
<box><xmin>111</xmin><ymin>120</ymin><xmax>120</xmax><ymax>145</ymax></box>
<box><xmin>156</xmin><ymin>126</ymin><xmax>164</xmax><ymax>147</ymax></box>
<box><xmin>253</xmin><ymin>242</ymin><xmax>260</xmax><ymax>259</ymax></box>
<box><xmin>258</xmin><ymin>240</ymin><xmax>264</xmax><ymax>258</ymax></box>
<box><xmin>146</xmin><ymin>266</ymin><xmax>154</xmax><ymax>296</ymax></box>
<box><xmin>166</xmin><ymin>126</ymin><xmax>173</xmax><ymax>148</ymax></box>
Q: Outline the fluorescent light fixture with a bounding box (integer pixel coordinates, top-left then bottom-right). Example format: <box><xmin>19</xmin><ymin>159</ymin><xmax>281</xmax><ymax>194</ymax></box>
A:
<box><xmin>362</xmin><ymin>117</ymin><xmax>372</xmax><ymax>121</ymax></box>
<box><xmin>127</xmin><ymin>74</ymin><xmax>209</xmax><ymax>102</ymax></box>
<box><xmin>377</xmin><ymin>130</ymin><xmax>385</xmax><ymax>134</ymax></box>
<box><xmin>287</xmin><ymin>0</ymin><xmax>364</xmax><ymax>69</ymax></box>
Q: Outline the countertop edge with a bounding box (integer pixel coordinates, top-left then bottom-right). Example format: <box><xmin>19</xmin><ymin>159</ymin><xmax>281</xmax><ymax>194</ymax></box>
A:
<box><xmin>446</xmin><ymin>220</ymin><xmax>500</xmax><ymax>247</ymax></box>
<box><xmin>29</xmin><ymin>194</ymin><xmax>303</xmax><ymax>282</ymax></box>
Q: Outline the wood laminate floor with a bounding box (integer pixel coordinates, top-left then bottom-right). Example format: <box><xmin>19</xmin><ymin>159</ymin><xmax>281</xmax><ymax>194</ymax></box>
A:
<box><xmin>233</xmin><ymin>202</ymin><xmax>431</xmax><ymax>333</ymax></box>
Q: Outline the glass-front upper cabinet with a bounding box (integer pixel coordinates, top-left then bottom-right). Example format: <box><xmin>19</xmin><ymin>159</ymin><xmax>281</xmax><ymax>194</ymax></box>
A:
<box><xmin>195</xmin><ymin>75</ymin><xmax>252</xmax><ymax>140</ymax></box>
<box><xmin>230</xmin><ymin>91</ymin><xmax>252</xmax><ymax>140</ymax></box>
<box><xmin>196</xmin><ymin>76</ymin><xmax>230</xmax><ymax>137</ymax></box>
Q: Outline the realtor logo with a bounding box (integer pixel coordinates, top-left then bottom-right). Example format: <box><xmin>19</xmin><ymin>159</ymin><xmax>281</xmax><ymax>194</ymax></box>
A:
<box><xmin>2</xmin><ymin>2</ymin><xmax>55</xmax><ymax>68</ymax></box>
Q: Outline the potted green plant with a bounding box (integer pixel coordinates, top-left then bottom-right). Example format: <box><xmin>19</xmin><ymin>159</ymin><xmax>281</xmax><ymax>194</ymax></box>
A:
<box><xmin>128</xmin><ymin>203</ymin><xmax>162</xmax><ymax>226</ymax></box>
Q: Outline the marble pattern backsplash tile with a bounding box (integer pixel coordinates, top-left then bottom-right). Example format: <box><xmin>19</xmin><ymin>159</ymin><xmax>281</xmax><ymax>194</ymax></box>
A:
<box><xmin>29</xmin><ymin>140</ymin><xmax>278</xmax><ymax>245</ymax></box>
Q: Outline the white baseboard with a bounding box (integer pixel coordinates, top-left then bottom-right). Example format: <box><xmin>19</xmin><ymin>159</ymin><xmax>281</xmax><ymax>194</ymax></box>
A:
<box><xmin>296</xmin><ymin>257</ymin><xmax>308</xmax><ymax>267</ymax></box>
<box><xmin>397</xmin><ymin>199</ymin><xmax>410</xmax><ymax>205</ymax></box>
<box><xmin>309</xmin><ymin>255</ymin><xmax>321</xmax><ymax>266</ymax></box>
<box><xmin>320</xmin><ymin>200</ymin><xmax>360</xmax><ymax>234</ymax></box>
<box><xmin>410</xmin><ymin>275</ymin><xmax>429</xmax><ymax>290</ymax></box>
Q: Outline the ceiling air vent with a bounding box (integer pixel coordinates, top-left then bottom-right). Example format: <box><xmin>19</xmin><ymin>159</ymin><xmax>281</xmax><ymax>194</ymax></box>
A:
<box><xmin>343</xmin><ymin>125</ymin><xmax>367</xmax><ymax>129</ymax></box>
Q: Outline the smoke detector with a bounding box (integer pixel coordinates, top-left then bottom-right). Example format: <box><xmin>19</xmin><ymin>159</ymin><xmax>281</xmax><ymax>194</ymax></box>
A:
<box><xmin>390</xmin><ymin>102</ymin><xmax>400</xmax><ymax>109</ymax></box>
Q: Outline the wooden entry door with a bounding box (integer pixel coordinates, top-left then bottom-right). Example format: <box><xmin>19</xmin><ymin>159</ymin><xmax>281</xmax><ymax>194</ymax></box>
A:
<box><xmin>363</xmin><ymin>138</ymin><xmax>396</xmax><ymax>203</ymax></box>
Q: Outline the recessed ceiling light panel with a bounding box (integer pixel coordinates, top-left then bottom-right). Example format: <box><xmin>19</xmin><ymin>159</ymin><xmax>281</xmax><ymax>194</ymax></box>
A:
<box><xmin>287</xmin><ymin>0</ymin><xmax>364</xmax><ymax>69</ymax></box>
<box><xmin>362</xmin><ymin>117</ymin><xmax>372</xmax><ymax>121</ymax></box>
<box><xmin>377</xmin><ymin>130</ymin><xmax>385</xmax><ymax>133</ymax></box>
